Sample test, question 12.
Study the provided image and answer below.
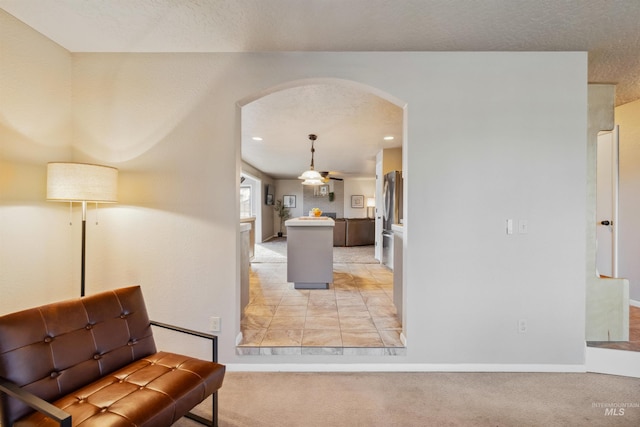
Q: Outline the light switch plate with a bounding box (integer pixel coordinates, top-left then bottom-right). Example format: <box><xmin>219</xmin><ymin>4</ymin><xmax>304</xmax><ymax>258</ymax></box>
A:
<box><xmin>506</xmin><ymin>219</ymin><xmax>513</xmax><ymax>235</ymax></box>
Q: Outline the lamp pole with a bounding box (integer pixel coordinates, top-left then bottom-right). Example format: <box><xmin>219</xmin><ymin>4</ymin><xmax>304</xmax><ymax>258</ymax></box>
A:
<box><xmin>81</xmin><ymin>201</ymin><xmax>87</xmax><ymax>297</ymax></box>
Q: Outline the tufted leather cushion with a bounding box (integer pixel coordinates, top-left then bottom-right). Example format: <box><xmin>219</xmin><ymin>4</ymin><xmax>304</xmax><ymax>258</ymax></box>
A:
<box><xmin>13</xmin><ymin>351</ymin><xmax>225</xmax><ymax>427</ymax></box>
<box><xmin>0</xmin><ymin>286</ymin><xmax>224</xmax><ymax>426</ymax></box>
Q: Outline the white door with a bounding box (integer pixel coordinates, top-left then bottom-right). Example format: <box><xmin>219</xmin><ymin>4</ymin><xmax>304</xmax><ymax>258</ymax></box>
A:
<box><xmin>596</xmin><ymin>127</ymin><xmax>619</xmax><ymax>277</ymax></box>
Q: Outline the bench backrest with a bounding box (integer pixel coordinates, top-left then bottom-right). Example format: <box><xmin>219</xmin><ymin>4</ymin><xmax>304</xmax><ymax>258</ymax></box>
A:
<box><xmin>0</xmin><ymin>286</ymin><xmax>157</xmax><ymax>425</ymax></box>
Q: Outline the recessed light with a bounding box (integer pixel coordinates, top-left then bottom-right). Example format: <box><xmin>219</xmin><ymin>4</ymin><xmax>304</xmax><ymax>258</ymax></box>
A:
<box><xmin>252</xmin><ymin>136</ymin><xmax>263</xmax><ymax>141</ymax></box>
<box><xmin>383</xmin><ymin>136</ymin><xmax>394</xmax><ymax>141</ymax></box>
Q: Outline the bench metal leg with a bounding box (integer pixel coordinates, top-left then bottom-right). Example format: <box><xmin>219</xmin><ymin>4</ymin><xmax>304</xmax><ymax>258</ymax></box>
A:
<box><xmin>184</xmin><ymin>391</ymin><xmax>218</xmax><ymax>427</ymax></box>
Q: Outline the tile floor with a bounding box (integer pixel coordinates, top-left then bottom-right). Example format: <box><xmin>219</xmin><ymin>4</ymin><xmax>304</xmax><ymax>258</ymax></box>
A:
<box><xmin>238</xmin><ymin>261</ymin><xmax>405</xmax><ymax>356</ymax></box>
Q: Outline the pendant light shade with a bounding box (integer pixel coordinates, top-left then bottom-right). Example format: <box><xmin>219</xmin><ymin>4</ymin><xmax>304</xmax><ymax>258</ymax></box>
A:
<box><xmin>298</xmin><ymin>134</ymin><xmax>324</xmax><ymax>185</ymax></box>
<box><xmin>298</xmin><ymin>169</ymin><xmax>324</xmax><ymax>185</ymax></box>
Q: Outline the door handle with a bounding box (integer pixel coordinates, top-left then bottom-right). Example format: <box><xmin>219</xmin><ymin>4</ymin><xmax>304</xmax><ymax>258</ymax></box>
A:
<box><xmin>600</xmin><ymin>220</ymin><xmax>611</xmax><ymax>226</ymax></box>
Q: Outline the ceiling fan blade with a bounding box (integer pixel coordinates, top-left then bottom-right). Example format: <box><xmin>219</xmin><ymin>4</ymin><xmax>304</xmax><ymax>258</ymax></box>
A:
<box><xmin>320</xmin><ymin>171</ymin><xmax>344</xmax><ymax>181</ymax></box>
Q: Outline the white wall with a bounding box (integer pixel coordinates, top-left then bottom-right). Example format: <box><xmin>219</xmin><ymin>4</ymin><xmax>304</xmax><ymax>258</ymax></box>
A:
<box><xmin>274</xmin><ymin>179</ymin><xmax>303</xmax><ymax>233</ymax></box>
<box><xmin>0</xmin><ymin>11</ymin><xmax>77</xmax><ymax>313</ymax></box>
<box><xmin>617</xmin><ymin>99</ymin><xmax>640</xmax><ymax>303</ymax></box>
<box><xmin>1</xmin><ymin>15</ymin><xmax>589</xmax><ymax>368</ymax></box>
<box><xmin>405</xmin><ymin>53</ymin><xmax>587</xmax><ymax>364</ymax></box>
<box><xmin>343</xmin><ymin>178</ymin><xmax>375</xmax><ymax>218</ymax></box>
<box><xmin>277</xmin><ymin>178</ymin><xmax>375</xmax><ymax>221</ymax></box>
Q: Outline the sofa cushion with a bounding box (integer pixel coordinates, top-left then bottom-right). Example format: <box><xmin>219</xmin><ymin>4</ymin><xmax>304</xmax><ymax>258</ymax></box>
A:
<box><xmin>14</xmin><ymin>351</ymin><xmax>225</xmax><ymax>427</ymax></box>
<box><xmin>345</xmin><ymin>218</ymin><xmax>375</xmax><ymax>246</ymax></box>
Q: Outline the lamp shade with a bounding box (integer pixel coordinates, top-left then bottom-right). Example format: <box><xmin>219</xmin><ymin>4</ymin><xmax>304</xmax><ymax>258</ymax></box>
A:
<box><xmin>47</xmin><ymin>162</ymin><xmax>118</xmax><ymax>203</ymax></box>
<box><xmin>366</xmin><ymin>197</ymin><xmax>376</xmax><ymax>207</ymax></box>
<box><xmin>298</xmin><ymin>169</ymin><xmax>324</xmax><ymax>185</ymax></box>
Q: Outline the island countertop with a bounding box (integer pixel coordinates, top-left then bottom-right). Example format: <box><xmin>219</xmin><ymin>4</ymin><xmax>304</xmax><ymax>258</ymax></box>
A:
<box><xmin>285</xmin><ymin>217</ymin><xmax>335</xmax><ymax>227</ymax></box>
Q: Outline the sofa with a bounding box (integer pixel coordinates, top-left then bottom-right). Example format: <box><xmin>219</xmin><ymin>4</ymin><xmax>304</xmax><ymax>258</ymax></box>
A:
<box><xmin>333</xmin><ymin>218</ymin><xmax>346</xmax><ymax>246</ymax></box>
<box><xmin>333</xmin><ymin>218</ymin><xmax>375</xmax><ymax>247</ymax></box>
<box><xmin>0</xmin><ymin>286</ymin><xmax>225</xmax><ymax>427</ymax></box>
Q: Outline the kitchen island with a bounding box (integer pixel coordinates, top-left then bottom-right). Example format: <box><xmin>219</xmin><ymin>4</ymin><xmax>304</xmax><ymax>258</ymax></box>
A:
<box><xmin>285</xmin><ymin>216</ymin><xmax>335</xmax><ymax>289</ymax></box>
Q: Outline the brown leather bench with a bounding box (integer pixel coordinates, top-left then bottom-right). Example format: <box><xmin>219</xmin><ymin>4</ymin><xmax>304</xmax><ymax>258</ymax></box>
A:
<box><xmin>0</xmin><ymin>286</ymin><xmax>225</xmax><ymax>427</ymax></box>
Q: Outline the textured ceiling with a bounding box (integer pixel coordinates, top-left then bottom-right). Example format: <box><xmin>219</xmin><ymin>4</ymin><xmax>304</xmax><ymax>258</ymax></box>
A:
<box><xmin>242</xmin><ymin>84</ymin><xmax>403</xmax><ymax>179</ymax></box>
<box><xmin>3</xmin><ymin>0</ymin><xmax>639</xmax><ymax>178</ymax></box>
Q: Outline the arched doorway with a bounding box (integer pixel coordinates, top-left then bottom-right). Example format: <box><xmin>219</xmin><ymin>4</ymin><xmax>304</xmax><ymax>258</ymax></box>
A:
<box><xmin>237</xmin><ymin>78</ymin><xmax>408</xmax><ymax>353</ymax></box>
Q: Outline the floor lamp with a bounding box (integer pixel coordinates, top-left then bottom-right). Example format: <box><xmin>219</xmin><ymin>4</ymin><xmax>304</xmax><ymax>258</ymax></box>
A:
<box><xmin>47</xmin><ymin>162</ymin><xmax>118</xmax><ymax>297</ymax></box>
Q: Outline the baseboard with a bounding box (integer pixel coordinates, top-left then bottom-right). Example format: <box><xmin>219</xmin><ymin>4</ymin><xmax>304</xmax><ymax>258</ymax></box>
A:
<box><xmin>586</xmin><ymin>347</ymin><xmax>640</xmax><ymax>378</ymax></box>
<box><xmin>630</xmin><ymin>299</ymin><xmax>640</xmax><ymax>308</ymax></box>
<box><xmin>225</xmin><ymin>363</ymin><xmax>586</xmax><ymax>373</ymax></box>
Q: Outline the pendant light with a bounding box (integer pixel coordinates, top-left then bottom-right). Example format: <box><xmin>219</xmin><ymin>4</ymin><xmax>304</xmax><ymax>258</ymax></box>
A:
<box><xmin>298</xmin><ymin>134</ymin><xmax>324</xmax><ymax>185</ymax></box>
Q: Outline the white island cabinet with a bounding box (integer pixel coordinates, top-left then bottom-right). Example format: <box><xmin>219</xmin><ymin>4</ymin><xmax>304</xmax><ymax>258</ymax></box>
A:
<box><xmin>285</xmin><ymin>217</ymin><xmax>335</xmax><ymax>289</ymax></box>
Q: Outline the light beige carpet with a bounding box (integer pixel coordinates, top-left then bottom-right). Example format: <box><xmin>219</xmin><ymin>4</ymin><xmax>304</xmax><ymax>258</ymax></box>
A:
<box><xmin>177</xmin><ymin>371</ymin><xmax>640</xmax><ymax>426</ymax></box>
<box><xmin>254</xmin><ymin>238</ymin><xmax>377</xmax><ymax>264</ymax></box>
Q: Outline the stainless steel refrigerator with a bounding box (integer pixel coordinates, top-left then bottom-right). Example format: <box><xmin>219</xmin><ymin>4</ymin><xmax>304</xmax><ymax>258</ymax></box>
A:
<box><xmin>382</xmin><ymin>171</ymin><xmax>403</xmax><ymax>269</ymax></box>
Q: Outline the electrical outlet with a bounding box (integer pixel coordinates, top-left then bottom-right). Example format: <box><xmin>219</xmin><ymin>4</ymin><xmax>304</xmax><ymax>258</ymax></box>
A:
<box><xmin>518</xmin><ymin>219</ymin><xmax>528</xmax><ymax>234</ymax></box>
<box><xmin>209</xmin><ymin>316</ymin><xmax>221</xmax><ymax>332</ymax></box>
<box><xmin>518</xmin><ymin>319</ymin><xmax>527</xmax><ymax>333</ymax></box>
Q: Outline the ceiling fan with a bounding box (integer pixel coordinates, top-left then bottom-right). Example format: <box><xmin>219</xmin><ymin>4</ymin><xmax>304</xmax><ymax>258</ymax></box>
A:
<box><xmin>320</xmin><ymin>171</ymin><xmax>343</xmax><ymax>183</ymax></box>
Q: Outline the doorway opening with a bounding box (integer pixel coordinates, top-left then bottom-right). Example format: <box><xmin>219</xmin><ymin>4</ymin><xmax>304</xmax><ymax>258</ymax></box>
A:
<box><xmin>589</xmin><ymin>126</ymin><xmax>639</xmax><ymax>352</ymax></box>
<box><xmin>237</xmin><ymin>78</ymin><xmax>407</xmax><ymax>355</ymax></box>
